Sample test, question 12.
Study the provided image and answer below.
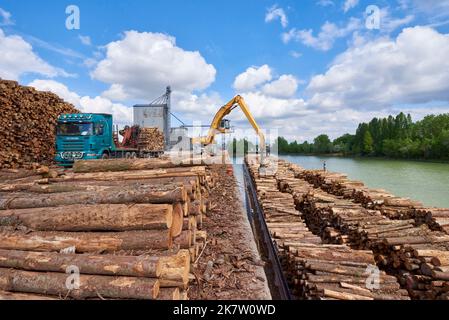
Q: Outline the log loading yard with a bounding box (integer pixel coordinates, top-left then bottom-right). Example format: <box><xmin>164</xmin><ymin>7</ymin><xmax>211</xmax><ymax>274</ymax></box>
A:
<box><xmin>1</xmin><ymin>79</ymin><xmax>449</xmax><ymax>301</ymax></box>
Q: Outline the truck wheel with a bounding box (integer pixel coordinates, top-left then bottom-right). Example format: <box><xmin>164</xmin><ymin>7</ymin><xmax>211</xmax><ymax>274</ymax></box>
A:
<box><xmin>101</xmin><ymin>152</ymin><xmax>109</xmax><ymax>160</ymax></box>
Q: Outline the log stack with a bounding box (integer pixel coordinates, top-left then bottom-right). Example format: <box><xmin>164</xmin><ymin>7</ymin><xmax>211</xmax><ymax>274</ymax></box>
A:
<box><xmin>0</xmin><ymin>79</ymin><xmax>79</xmax><ymax>169</ymax></box>
<box><xmin>296</xmin><ymin>167</ymin><xmax>449</xmax><ymax>236</ymax></box>
<box><xmin>137</xmin><ymin>128</ymin><xmax>165</xmax><ymax>151</ymax></box>
<box><xmin>245</xmin><ymin>156</ymin><xmax>408</xmax><ymax>300</ymax></box>
<box><xmin>0</xmin><ymin>158</ymin><xmax>216</xmax><ymax>300</ymax></box>
<box><xmin>271</xmin><ymin>158</ymin><xmax>449</xmax><ymax>300</ymax></box>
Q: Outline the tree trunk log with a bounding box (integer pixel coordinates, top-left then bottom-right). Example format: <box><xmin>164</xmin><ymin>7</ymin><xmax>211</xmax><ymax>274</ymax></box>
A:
<box><xmin>0</xmin><ymin>268</ymin><xmax>159</xmax><ymax>300</ymax></box>
<box><xmin>73</xmin><ymin>158</ymin><xmax>206</xmax><ymax>173</ymax></box>
<box><xmin>0</xmin><ymin>204</ymin><xmax>176</xmax><ymax>232</ymax></box>
<box><xmin>53</xmin><ymin>167</ymin><xmax>206</xmax><ymax>183</ymax></box>
<box><xmin>156</xmin><ymin>288</ymin><xmax>180</xmax><ymax>300</ymax></box>
<box><xmin>159</xmin><ymin>250</ymin><xmax>190</xmax><ymax>288</ymax></box>
<box><xmin>0</xmin><ymin>185</ymin><xmax>187</xmax><ymax>209</ymax></box>
<box><xmin>0</xmin><ymin>249</ymin><xmax>162</xmax><ymax>277</ymax></box>
<box><xmin>0</xmin><ymin>290</ymin><xmax>57</xmax><ymax>300</ymax></box>
<box><xmin>0</xmin><ymin>230</ymin><xmax>172</xmax><ymax>253</ymax></box>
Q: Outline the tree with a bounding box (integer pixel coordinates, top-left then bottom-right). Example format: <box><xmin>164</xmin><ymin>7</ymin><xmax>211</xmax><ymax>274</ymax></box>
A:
<box><xmin>313</xmin><ymin>135</ymin><xmax>332</xmax><ymax>154</ymax></box>
<box><xmin>362</xmin><ymin>130</ymin><xmax>374</xmax><ymax>155</ymax></box>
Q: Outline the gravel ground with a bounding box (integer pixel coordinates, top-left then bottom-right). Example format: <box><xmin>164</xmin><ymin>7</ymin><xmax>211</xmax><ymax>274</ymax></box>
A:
<box><xmin>189</xmin><ymin>164</ymin><xmax>271</xmax><ymax>300</ymax></box>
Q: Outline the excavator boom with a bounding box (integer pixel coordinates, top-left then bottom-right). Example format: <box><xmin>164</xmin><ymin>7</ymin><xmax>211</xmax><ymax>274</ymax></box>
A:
<box><xmin>194</xmin><ymin>95</ymin><xmax>266</xmax><ymax>160</ymax></box>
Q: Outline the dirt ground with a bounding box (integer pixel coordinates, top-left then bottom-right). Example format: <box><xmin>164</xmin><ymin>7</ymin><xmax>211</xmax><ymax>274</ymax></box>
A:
<box><xmin>189</xmin><ymin>165</ymin><xmax>271</xmax><ymax>300</ymax></box>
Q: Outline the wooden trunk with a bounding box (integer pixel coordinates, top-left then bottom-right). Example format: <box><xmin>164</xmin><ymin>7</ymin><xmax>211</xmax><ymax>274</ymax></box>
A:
<box><xmin>0</xmin><ymin>268</ymin><xmax>159</xmax><ymax>300</ymax></box>
<box><xmin>0</xmin><ymin>185</ymin><xmax>187</xmax><ymax>209</ymax></box>
<box><xmin>0</xmin><ymin>249</ymin><xmax>162</xmax><ymax>277</ymax></box>
<box><xmin>0</xmin><ymin>230</ymin><xmax>172</xmax><ymax>253</ymax></box>
<box><xmin>0</xmin><ymin>204</ymin><xmax>177</xmax><ymax>232</ymax></box>
<box><xmin>73</xmin><ymin>158</ymin><xmax>204</xmax><ymax>173</ymax></box>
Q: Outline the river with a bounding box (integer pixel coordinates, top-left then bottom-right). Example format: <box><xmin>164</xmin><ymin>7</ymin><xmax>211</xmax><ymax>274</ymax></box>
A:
<box><xmin>280</xmin><ymin>155</ymin><xmax>449</xmax><ymax>208</ymax></box>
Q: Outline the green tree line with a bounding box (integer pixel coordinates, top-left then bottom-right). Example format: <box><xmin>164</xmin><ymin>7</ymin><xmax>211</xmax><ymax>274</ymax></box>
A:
<box><xmin>276</xmin><ymin>113</ymin><xmax>449</xmax><ymax>160</ymax></box>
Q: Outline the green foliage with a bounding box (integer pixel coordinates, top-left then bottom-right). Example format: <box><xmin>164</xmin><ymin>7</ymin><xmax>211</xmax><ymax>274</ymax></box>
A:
<box><xmin>313</xmin><ymin>135</ymin><xmax>332</xmax><ymax>154</ymax></box>
<box><xmin>275</xmin><ymin>113</ymin><xmax>449</xmax><ymax>160</ymax></box>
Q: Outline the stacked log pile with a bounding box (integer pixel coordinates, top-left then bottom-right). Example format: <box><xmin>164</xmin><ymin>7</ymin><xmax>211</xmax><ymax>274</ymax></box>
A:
<box><xmin>0</xmin><ymin>158</ymin><xmax>216</xmax><ymax>300</ymax></box>
<box><xmin>0</xmin><ymin>79</ymin><xmax>79</xmax><ymax>168</ymax></box>
<box><xmin>246</xmin><ymin>156</ymin><xmax>408</xmax><ymax>300</ymax></box>
<box><xmin>138</xmin><ymin>128</ymin><xmax>165</xmax><ymax>151</ymax></box>
<box><xmin>276</xmin><ymin>160</ymin><xmax>449</xmax><ymax>300</ymax></box>
<box><xmin>296</xmin><ymin>169</ymin><xmax>449</xmax><ymax>235</ymax></box>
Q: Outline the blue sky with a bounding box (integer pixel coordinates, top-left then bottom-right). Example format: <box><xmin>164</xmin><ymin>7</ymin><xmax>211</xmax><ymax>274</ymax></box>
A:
<box><xmin>2</xmin><ymin>0</ymin><xmax>449</xmax><ymax>141</ymax></box>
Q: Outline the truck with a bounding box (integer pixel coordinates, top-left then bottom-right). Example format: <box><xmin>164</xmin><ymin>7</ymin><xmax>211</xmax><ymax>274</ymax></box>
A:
<box><xmin>55</xmin><ymin>113</ymin><xmax>164</xmax><ymax>166</ymax></box>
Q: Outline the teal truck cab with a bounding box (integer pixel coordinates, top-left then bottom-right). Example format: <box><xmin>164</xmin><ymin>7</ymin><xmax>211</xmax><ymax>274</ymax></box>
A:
<box><xmin>55</xmin><ymin>113</ymin><xmax>163</xmax><ymax>166</ymax></box>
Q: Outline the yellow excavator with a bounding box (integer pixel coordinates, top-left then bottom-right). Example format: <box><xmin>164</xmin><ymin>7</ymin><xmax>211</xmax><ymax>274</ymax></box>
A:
<box><xmin>192</xmin><ymin>95</ymin><xmax>267</xmax><ymax>164</ymax></box>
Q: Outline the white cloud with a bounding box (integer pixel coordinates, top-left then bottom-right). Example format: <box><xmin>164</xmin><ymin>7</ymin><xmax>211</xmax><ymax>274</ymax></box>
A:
<box><xmin>265</xmin><ymin>5</ymin><xmax>288</xmax><ymax>28</ymax></box>
<box><xmin>233</xmin><ymin>65</ymin><xmax>272</xmax><ymax>92</ymax></box>
<box><xmin>78</xmin><ymin>35</ymin><xmax>91</xmax><ymax>46</ymax></box>
<box><xmin>343</xmin><ymin>0</ymin><xmax>359</xmax><ymax>13</ymax></box>
<box><xmin>101</xmin><ymin>84</ymin><xmax>129</xmax><ymax>101</ymax></box>
<box><xmin>282</xmin><ymin>18</ymin><xmax>361</xmax><ymax>50</ymax></box>
<box><xmin>289</xmin><ymin>51</ymin><xmax>302</xmax><ymax>58</ymax></box>
<box><xmin>317</xmin><ymin>0</ymin><xmax>334</xmax><ymax>7</ymax></box>
<box><xmin>306</xmin><ymin>26</ymin><xmax>449</xmax><ymax>111</ymax></box>
<box><xmin>79</xmin><ymin>96</ymin><xmax>132</xmax><ymax>125</ymax></box>
<box><xmin>91</xmin><ymin>30</ymin><xmax>216</xmax><ymax>101</ymax></box>
<box><xmin>0</xmin><ymin>7</ymin><xmax>13</xmax><ymax>26</ymax></box>
<box><xmin>28</xmin><ymin>80</ymin><xmax>81</xmax><ymax>106</ymax></box>
<box><xmin>379</xmin><ymin>7</ymin><xmax>414</xmax><ymax>33</ymax></box>
<box><xmin>230</xmin><ymin>91</ymin><xmax>308</xmax><ymax>124</ymax></box>
<box><xmin>262</xmin><ymin>75</ymin><xmax>299</xmax><ymax>98</ymax></box>
<box><xmin>28</xmin><ymin>79</ymin><xmax>132</xmax><ymax>125</ymax></box>
<box><xmin>0</xmin><ymin>29</ymin><xmax>69</xmax><ymax>80</ymax></box>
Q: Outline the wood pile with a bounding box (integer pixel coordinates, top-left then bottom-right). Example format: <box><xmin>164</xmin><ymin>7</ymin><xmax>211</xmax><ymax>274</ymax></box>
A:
<box><xmin>296</xmin><ymin>168</ymin><xmax>449</xmax><ymax>235</ymax></box>
<box><xmin>275</xmin><ymin>159</ymin><xmax>449</xmax><ymax>300</ymax></box>
<box><xmin>0</xmin><ymin>79</ymin><xmax>79</xmax><ymax>169</ymax></box>
<box><xmin>138</xmin><ymin>128</ymin><xmax>165</xmax><ymax>151</ymax></box>
<box><xmin>0</xmin><ymin>157</ymin><xmax>217</xmax><ymax>300</ymax></box>
<box><xmin>413</xmin><ymin>208</ymin><xmax>449</xmax><ymax>234</ymax></box>
<box><xmin>245</xmin><ymin>156</ymin><xmax>408</xmax><ymax>300</ymax></box>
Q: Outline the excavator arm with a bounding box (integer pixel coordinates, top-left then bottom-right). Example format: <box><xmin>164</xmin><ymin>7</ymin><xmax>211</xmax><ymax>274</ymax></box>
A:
<box><xmin>193</xmin><ymin>95</ymin><xmax>266</xmax><ymax>159</ymax></box>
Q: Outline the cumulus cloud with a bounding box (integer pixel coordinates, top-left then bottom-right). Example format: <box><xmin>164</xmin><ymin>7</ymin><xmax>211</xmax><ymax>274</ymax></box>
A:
<box><xmin>282</xmin><ymin>18</ymin><xmax>361</xmax><ymax>51</ymax></box>
<box><xmin>0</xmin><ymin>29</ymin><xmax>69</xmax><ymax>80</ymax></box>
<box><xmin>343</xmin><ymin>0</ymin><xmax>359</xmax><ymax>13</ymax></box>
<box><xmin>233</xmin><ymin>65</ymin><xmax>273</xmax><ymax>92</ymax></box>
<box><xmin>262</xmin><ymin>75</ymin><xmax>299</xmax><ymax>98</ymax></box>
<box><xmin>28</xmin><ymin>79</ymin><xmax>132</xmax><ymax>125</ymax></box>
<box><xmin>306</xmin><ymin>26</ymin><xmax>449</xmax><ymax>111</ymax></box>
<box><xmin>91</xmin><ymin>31</ymin><xmax>216</xmax><ymax>101</ymax></box>
<box><xmin>265</xmin><ymin>5</ymin><xmax>288</xmax><ymax>28</ymax></box>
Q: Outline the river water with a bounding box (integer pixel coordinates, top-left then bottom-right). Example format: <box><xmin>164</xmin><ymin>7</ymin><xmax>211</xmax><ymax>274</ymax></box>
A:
<box><xmin>280</xmin><ymin>155</ymin><xmax>449</xmax><ymax>208</ymax></box>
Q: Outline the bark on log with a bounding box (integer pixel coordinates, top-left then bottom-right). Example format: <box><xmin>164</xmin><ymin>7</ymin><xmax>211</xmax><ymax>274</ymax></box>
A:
<box><xmin>0</xmin><ymin>290</ymin><xmax>57</xmax><ymax>300</ymax></box>
<box><xmin>53</xmin><ymin>167</ymin><xmax>206</xmax><ymax>183</ymax></box>
<box><xmin>0</xmin><ymin>230</ymin><xmax>172</xmax><ymax>253</ymax></box>
<box><xmin>0</xmin><ymin>268</ymin><xmax>159</xmax><ymax>300</ymax></box>
<box><xmin>0</xmin><ymin>204</ymin><xmax>176</xmax><ymax>232</ymax></box>
<box><xmin>159</xmin><ymin>250</ymin><xmax>190</xmax><ymax>288</ymax></box>
<box><xmin>0</xmin><ymin>185</ymin><xmax>187</xmax><ymax>209</ymax></box>
<box><xmin>73</xmin><ymin>158</ymin><xmax>205</xmax><ymax>173</ymax></box>
<box><xmin>0</xmin><ymin>249</ymin><xmax>162</xmax><ymax>277</ymax></box>
<box><xmin>157</xmin><ymin>288</ymin><xmax>180</xmax><ymax>300</ymax></box>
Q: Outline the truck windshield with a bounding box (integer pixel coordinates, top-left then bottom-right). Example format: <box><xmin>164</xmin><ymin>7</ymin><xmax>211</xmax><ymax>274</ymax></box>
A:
<box><xmin>57</xmin><ymin>123</ymin><xmax>93</xmax><ymax>136</ymax></box>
